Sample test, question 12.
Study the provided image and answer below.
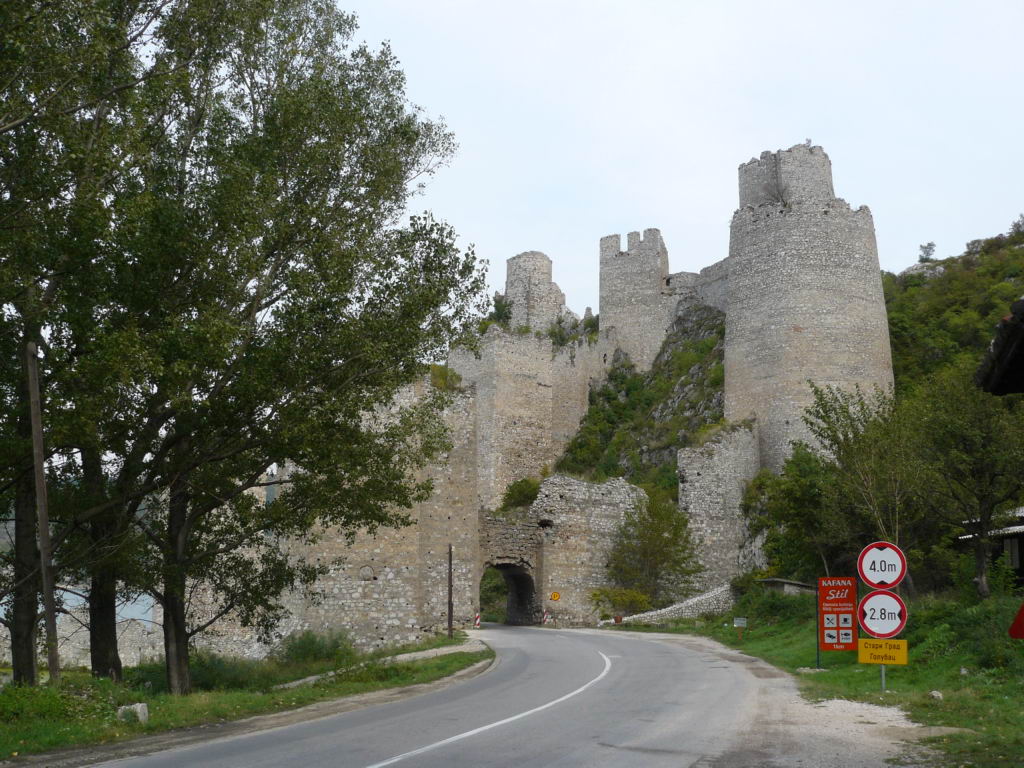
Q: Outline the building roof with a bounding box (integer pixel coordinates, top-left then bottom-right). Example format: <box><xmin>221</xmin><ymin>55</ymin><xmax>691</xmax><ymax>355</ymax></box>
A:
<box><xmin>977</xmin><ymin>296</ymin><xmax>1024</xmax><ymax>395</ymax></box>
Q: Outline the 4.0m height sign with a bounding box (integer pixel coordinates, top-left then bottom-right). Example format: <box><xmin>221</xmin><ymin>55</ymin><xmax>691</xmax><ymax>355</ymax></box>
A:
<box><xmin>857</xmin><ymin>541</ymin><xmax>907</xmax><ymax>589</ymax></box>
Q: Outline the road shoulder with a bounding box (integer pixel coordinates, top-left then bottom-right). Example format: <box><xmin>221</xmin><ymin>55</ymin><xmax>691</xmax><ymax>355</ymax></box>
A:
<box><xmin>3</xmin><ymin>656</ymin><xmax>493</xmax><ymax>768</ymax></box>
<box><xmin>587</xmin><ymin>628</ymin><xmax>949</xmax><ymax>768</ymax></box>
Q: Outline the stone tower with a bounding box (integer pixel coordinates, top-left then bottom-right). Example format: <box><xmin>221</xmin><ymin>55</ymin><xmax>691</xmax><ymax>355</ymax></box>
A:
<box><xmin>724</xmin><ymin>144</ymin><xmax>894</xmax><ymax>470</ymax></box>
<box><xmin>599</xmin><ymin>229</ymin><xmax>673</xmax><ymax>371</ymax></box>
<box><xmin>504</xmin><ymin>251</ymin><xmax>569</xmax><ymax>330</ymax></box>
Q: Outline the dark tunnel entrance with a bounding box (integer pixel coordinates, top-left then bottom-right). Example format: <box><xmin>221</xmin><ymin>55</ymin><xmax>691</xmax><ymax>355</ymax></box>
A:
<box><xmin>479</xmin><ymin>563</ymin><xmax>539</xmax><ymax>625</ymax></box>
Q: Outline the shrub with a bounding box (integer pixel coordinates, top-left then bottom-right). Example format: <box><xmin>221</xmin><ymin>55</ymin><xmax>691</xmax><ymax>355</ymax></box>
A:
<box><xmin>590</xmin><ymin>587</ymin><xmax>651</xmax><ymax>617</ymax></box>
<box><xmin>500</xmin><ymin>477</ymin><xmax>540</xmax><ymax>510</ymax></box>
<box><xmin>429</xmin><ymin>364</ymin><xmax>462</xmax><ymax>391</ymax></box>
<box><xmin>733</xmin><ymin>586</ymin><xmax>815</xmax><ymax>623</ymax></box>
<box><xmin>275</xmin><ymin>629</ymin><xmax>357</xmax><ymax>666</ymax></box>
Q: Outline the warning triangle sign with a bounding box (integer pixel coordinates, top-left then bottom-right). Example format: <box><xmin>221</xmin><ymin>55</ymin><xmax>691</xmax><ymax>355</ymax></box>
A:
<box><xmin>1011</xmin><ymin>602</ymin><xmax>1024</xmax><ymax>640</ymax></box>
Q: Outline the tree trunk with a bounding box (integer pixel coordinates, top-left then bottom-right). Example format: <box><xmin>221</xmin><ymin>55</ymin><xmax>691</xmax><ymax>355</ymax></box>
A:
<box><xmin>902</xmin><ymin>570</ymin><xmax>918</xmax><ymax>600</ymax></box>
<box><xmin>83</xmin><ymin>448</ymin><xmax>123</xmax><ymax>680</ymax></box>
<box><xmin>163</xmin><ymin>453</ymin><xmax>191</xmax><ymax>695</ymax></box>
<box><xmin>162</xmin><ymin>588</ymin><xmax>191</xmax><ymax>695</ymax></box>
<box><xmin>11</xmin><ymin>342</ymin><xmax>39</xmax><ymax>685</ymax></box>
<box><xmin>12</xmin><ymin>468</ymin><xmax>39</xmax><ymax>685</ymax></box>
<box><xmin>974</xmin><ymin>538</ymin><xmax>991</xmax><ymax>599</ymax></box>
<box><xmin>89</xmin><ymin>568</ymin><xmax>123</xmax><ymax>680</ymax></box>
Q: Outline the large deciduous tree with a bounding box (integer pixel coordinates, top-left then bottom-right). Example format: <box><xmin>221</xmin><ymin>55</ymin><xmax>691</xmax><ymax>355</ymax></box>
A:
<box><xmin>1</xmin><ymin>0</ymin><xmax>486</xmax><ymax>693</ymax></box>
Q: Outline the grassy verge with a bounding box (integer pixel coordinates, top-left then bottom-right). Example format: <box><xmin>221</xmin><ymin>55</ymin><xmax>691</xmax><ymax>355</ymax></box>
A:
<box><xmin>612</xmin><ymin>589</ymin><xmax>1024</xmax><ymax>768</ymax></box>
<box><xmin>0</xmin><ymin>634</ymin><xmax>491</xmax><ymax>759</ymax></box>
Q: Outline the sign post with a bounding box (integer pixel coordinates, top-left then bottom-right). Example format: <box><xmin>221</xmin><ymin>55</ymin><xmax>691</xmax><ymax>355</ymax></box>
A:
<box><xmin>818</xmin><ymin>577</ymin><xmax>858</xmax><ymax>653</ymax></box>
<box><xmin>857</xmin><ymin>541</ymin><xmax>908</xmax><ymax>692</ymax></box>
<box><xmin>734</xmin><ymin>616</ymin><xmax>747</xmax><ymax>642</ymax></box>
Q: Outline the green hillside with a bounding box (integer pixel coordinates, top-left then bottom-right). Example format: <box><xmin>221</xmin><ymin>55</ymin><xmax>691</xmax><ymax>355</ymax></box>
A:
<box><xmin>884</xmin><ymin>222</ymin><xmax>1024</xmax><ymax>391</ymax></box>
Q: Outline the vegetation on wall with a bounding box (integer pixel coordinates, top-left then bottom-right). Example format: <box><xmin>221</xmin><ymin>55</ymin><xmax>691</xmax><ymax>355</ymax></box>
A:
<box><xmin>499</xmin><ymin>476</ymin><xmax>542</xmax><ymax>511</ymax></box>
<box><xmin>477</xmin><ymin>293</ymin><xmax>513</xmax><ymax>334</ymax></box>
<box><xmin>556</xmin><ymin>305</ymin><xmax>725</xmax><ymax>503</ymax></box>
<box><xmin>545</xmin><ymin>313</ymin><xmax>599</xmax><ymax>347</ymax></box>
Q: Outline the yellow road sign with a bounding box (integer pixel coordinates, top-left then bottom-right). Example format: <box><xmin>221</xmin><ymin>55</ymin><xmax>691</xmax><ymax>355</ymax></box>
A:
<box><xmin>858</xmin><ymin>637</ymin><xmax>908</xmax><ymax>665</ymax></box>
<box><xmin>550</xmin><ymin>591</ymin><xmax>560</xmax><ymax>601</ymax></box>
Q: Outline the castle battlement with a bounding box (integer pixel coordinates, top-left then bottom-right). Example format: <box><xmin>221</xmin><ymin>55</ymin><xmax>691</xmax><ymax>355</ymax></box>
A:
<box><xmin>599</xmin><ymin>228</ymin><xmax>668</xmax><ymax>261</ymax></box>
<box><xmin>738</xmin><ymin>143</ymin><xmax>835</xmax><ymax>208</ymax></box>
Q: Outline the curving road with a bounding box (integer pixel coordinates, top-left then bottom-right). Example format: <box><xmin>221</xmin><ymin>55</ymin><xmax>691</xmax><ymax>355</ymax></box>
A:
<box><xmin>97</xmin><ymin>625</ymin><xmax>924</xmax><ymax>768</ymax></box>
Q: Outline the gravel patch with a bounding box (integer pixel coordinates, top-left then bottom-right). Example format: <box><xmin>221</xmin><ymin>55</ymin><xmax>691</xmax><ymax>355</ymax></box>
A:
<box><xmin>597</xmin><ymin>630</ymin><xmax>946</xmax><ymax>767</ymax></box>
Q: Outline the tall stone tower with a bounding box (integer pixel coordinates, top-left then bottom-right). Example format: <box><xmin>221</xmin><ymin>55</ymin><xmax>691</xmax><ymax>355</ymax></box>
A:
<box><xmin>724</xmin><ymin>144</ymin><xmax>894</xmax><ymax>471</ymax></box>
<box><xmin>599</xmin><ymin>229</ymin><xmax>673</xmax><ymax>371</ymax></box>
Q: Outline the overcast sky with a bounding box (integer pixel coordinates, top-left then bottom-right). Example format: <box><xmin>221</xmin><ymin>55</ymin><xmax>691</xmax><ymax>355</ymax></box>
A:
<box><xmin>343</xmin><ymin>0</ymin><xmax>1023</xmax><ymax>315</ymax></box>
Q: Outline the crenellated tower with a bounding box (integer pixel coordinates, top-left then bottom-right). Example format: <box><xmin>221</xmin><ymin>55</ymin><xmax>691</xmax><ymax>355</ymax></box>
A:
<box><xmin>724</xmin><ymin>143</ymin><xmax>894</xmax><ymax>470</ymax></box>
<box><xmin>598</xmin><ymin>228</ymin><xmax>675</xmax><ymax>371</ymax></box>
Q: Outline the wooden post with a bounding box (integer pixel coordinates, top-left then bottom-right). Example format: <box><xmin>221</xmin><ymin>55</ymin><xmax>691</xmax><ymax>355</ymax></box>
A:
<box><xmin>26</xmin><ymin>341</ymin><xmax>60</xmax><ymax>685</ymax></box>
<box><xmin>447</xmin><ymin>543</ymin><xmax>454</xmax><ymax>640</ymax></box>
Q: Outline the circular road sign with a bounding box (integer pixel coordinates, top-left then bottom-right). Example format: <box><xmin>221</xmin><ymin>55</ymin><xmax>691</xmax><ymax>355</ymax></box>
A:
<box><xmin>857</xmin><ymin>541</ymin><xmax>907</xmax><ymax>589</ymax></box>
<box><xmin>858</xmin><ymin>590</ymin><xmax>908</xmax><ymax>638</ymax></box>
<box><xmin>550</xmin><ymin>592</ymin><xmax>560</xmax><ymax>602</ymax></box>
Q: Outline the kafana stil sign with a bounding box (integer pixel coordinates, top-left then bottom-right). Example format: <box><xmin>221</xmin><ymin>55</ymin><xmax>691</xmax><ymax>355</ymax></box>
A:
<box><xmin>818</xmin><ymin>577</ymin><xmax>857</xmax><ymax>651</ymax></box>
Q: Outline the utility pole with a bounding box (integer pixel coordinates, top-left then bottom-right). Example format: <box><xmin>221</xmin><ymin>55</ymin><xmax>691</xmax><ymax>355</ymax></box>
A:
<box><xmin>447</xmin><ymin>543</ymin><xmax>454</xmax><ymax>640</ymax></box>
<box><xmin>26</xmin><ymin>341</ymin><xmax>61</xmax><ymax>684</ymax></box>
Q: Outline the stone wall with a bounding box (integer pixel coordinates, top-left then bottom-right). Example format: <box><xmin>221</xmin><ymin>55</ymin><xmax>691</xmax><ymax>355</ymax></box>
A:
<box><xmin>616</xmin><ymin>584</ymin><xmax>734</xmax><ymax>624</ymax></box>
<box><xmin>724</xmin><ymin>144</ymin><xmax>894</xmax><ymax>470</ymax></box>
<box><xmin>679</xmin><ymin>423</ymin><xmax>763</xmax><ymax>591</ymax></box>
<box><xmin>530</xmin><ymin>476</ymin><xmax>646</xmax><ymax>625</ymax></box>
<box><xmin>0</xmin><ymin>605</ymin><xmax>162</xmax><ymax>670</ymax></box>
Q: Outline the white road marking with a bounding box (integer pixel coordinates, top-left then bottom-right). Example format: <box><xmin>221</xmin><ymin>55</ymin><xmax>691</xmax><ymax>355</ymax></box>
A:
<box><xmin>362</xmin><ymin>651</ymin><xmax>613</xmax><ymax>768</ymax></box>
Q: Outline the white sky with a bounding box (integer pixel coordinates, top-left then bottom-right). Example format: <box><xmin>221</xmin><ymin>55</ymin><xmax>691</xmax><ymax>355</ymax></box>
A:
<box><xmin>344</xmin><ymin>0</ymin><xmax>1024</xmax><ymax>315</ymax></box>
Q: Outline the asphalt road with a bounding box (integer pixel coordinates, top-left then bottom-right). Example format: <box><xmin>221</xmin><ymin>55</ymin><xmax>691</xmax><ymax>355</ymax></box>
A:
<box><xmin>96</xmin><ymin>625</ymin><xmax>919</xmax><ymax>768</ymax></box>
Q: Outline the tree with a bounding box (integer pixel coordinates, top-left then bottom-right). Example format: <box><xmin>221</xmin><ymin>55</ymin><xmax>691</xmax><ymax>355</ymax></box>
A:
<box><xmin>0</xmin><ymin>0</ymin><xmax>237</xmax><ymax>684</ymax></box>
<box><xmin>1</xmin><ymin>0</ymin><xmax>486</xmax><ymax>693</ymax></box>
<box><xmin>743</xmin><ymin>443</ymin><xmax>854</xmax><ymax>581</ymax></box>
<box><xmin>906</xmin><ymin>362</ymin><xmax>1024</xmax><ymax>597</ymax></box>
<box><xmin>803</xmin><ymin>383</ymin><xmax>928</xmax><ymax>549</ymax></box>
<box><xmin>606</xmin><ymin>495</ymin><xmax>701</xmax><ymax>609</ymax></box>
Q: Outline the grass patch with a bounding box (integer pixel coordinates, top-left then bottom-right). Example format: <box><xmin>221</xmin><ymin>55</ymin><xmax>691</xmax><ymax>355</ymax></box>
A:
<box><xmin>0</xmin><ymin>635</ymin><xmax>490</xmax><ymax>759</ymax></box>
<box><xmin>612</xmin><ymin>589</ymin><xmax>1024</xmax><ymax>767</ymax></box>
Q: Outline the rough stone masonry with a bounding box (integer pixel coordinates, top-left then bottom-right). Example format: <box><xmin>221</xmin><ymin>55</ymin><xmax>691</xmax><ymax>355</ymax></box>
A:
<box><xmin>0</xmin><ymin>144</ymin><xmax>893</xmax><ymax>664</ymax></box>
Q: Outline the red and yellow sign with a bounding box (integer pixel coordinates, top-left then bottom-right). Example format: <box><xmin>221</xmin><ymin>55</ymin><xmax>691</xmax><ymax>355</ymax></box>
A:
<box><xmin>818</xmin><ymin>576</ymin><xmax>857</xmax><ymax>651</ymax></box>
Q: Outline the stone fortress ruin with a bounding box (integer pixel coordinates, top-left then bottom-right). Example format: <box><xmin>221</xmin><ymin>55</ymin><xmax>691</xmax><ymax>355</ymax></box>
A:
<box><xmin>3</xmin><ymin>143</ymin><xmax>894</xmax><ymax>664</ymax></box>
<box><xmin>222</xmin><ymin>141</ymin><xmax>893</xmax><ymax>651</ymax></box>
